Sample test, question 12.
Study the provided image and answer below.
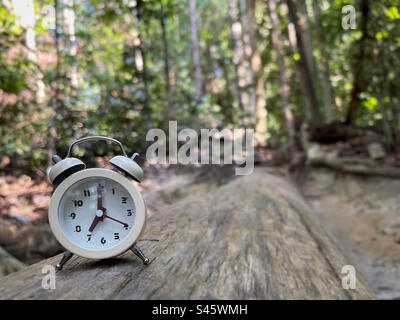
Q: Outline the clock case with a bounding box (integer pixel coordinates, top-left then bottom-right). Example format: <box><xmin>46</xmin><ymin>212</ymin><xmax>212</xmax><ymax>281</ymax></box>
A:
<box><xmin>48</xmin><ymin>136</ymin><xmax>149</xmax><ymax>270</ymax></box>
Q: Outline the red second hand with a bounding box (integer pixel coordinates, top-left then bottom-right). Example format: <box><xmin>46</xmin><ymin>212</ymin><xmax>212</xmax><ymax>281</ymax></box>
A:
<box><xmin>104</xmin><ymin>215</ymin><xmax>128</xmax><ymax>228</ymax></box>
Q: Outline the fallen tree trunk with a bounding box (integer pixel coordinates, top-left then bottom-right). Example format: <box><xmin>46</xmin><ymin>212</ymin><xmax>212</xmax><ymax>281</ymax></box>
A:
<box><xmin>0</xmin><ymin>169</ymin><xmax>375</xmax><ymax>299</ymax></box>
<box><xmin>307</xmin><ymin>143</ymin><xmax>400</xmax><ymax>178</ymax></box>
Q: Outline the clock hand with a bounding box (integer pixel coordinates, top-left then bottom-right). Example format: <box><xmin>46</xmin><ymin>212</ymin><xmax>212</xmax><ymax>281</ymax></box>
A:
<box><xmin>97</xmin><ymin>184</ymin><xmax>103</xmax><ymax>211</ymax></box>
<box><xmin>88</xmin><ymin>209</ymin><xmax>105</xmax><ymax>232</ymax></box>
<box><xmin>89</xmin><ymin>185</ymin><xmax>106</xmax><ymax>232</ymax></box>
<box><xmin>88</xmin><ymin>215</ymin><xmax>100</xmax><ymax>233</ymax></box>
<box><xmin>103</xmin><ymin>214</ymin><xmax>128</xmax><ymax>228</ymax></box>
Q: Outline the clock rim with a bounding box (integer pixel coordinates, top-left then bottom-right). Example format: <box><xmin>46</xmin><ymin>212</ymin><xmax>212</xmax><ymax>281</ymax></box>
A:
<box><xmin>49</xmin><ymin>168</ymin><xmax>146</xmax><ymax>259</ymax></box>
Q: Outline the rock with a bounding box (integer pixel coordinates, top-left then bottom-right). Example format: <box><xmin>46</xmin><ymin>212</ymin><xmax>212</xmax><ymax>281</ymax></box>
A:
<box><xmin>367</xmin><ymin>143</ymin><xmax>386</xmax><ymax>160</ymax></box>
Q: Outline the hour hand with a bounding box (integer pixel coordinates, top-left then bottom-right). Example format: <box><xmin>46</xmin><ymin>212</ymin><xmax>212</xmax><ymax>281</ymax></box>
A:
<box><xmin>88</xmin><ymin>216</ymin><xmax>100</xmax><ymax>233</ymax></box>
<box><xmin>89</xmin><ymin>209</ymin><xmax>105</xmax><ymax>232</ymax></box>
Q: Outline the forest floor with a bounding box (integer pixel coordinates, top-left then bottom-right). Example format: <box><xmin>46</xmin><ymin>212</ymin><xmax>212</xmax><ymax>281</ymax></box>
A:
<box><xmin>1</xmin><ymin>160</ymin><xmax>400</xmax><ymax>299</ymax></box>
<box><xmin>297</xmin><ymin>168</ymin><xmax>400</xmax><ymax>300</ymax></box>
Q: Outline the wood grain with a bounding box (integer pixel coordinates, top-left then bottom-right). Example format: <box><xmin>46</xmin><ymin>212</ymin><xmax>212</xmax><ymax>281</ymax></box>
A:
<box><xmin>0</xmin><ymin>168</ymin><xmax>376</xmax><ymax>299</ymax></box>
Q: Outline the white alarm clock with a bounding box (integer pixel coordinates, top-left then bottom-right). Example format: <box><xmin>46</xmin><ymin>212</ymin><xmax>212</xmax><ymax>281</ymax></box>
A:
<box><xmin>47</xmin><ymin>136</ymin><xmax>149</xmax><ymax>270</ymax></box>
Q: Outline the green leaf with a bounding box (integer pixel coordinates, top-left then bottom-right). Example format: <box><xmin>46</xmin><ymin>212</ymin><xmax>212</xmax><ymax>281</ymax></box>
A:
<box><xmin>363</xmin><ymin>97</ymin><xmax>378</xmax><ymax>111</ymax></box>
<box><xmin>386</xmin><ymin>6</ymin><xmax>400</xmax><ymax>20</ymax></box>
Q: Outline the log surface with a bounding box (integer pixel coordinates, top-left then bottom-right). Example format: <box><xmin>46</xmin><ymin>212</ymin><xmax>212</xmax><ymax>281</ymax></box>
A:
<box><xmin>0</xmin><ymin>169</ymin><xmax>376</xmax><ymax>299</ymax></box>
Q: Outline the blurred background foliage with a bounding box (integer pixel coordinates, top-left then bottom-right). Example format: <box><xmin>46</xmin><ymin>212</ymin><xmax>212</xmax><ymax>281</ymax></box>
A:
<box><xmin>0</xmin><ymin>0</ymin><xmax>399</xmax><ymax>176</ymax></box>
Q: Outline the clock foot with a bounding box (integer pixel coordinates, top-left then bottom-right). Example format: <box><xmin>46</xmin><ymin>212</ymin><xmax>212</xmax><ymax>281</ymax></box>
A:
<box><xmin>56</xmin><ymin>251</ymin><xmax>73</xmax><ymax>271</ymax></box>
<box><xmin>131</xmin><ymin>244</ymin><xmax>150</xmax><ymax>265</ymax></box>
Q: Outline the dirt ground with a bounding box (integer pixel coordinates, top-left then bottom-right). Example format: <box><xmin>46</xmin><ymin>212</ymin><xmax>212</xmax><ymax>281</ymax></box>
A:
<box><xmin>297</xmin><ymin>167</ymin><xmax>400</xmax><ymax>300</ymax></box>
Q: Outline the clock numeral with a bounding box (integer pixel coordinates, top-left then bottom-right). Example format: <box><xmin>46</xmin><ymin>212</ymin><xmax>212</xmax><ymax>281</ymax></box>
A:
<box><xmin>114</xmin><ymin>233</ymin><xmax>120</xmax><ymax>240</ymax></box>
<box><xmin>124</xmin><ymin>225</ymin><xmax>129</xmax><ymax>230</ymax></box>
<box><xmin>112</xmin><ymin>188</ymin><xmax>115</xmax><ymax>195</ymax></box>
<box><xmin>83</xmin><ymin>190</ymin><xmax>90</xmax><ymax>197</ymax></box>
<box><xmin>100</xmin><ymin>237</ymin><xmax>106</xmax><ymax>245</ymax></box>
<box><xmin>75</xmin><ymin>225</ymin><xmax>81</xmax><ymax>232</ymax></box>
<box><xmin>70</xmin><ymin>212</ymin><xmax>76</xmax><ymax>219</ymax></box>
<box><xmin>127</xmin><ymin>209</ymin><xmax>133</xmax><ymax>216</ymax></box>
<box><xmin>121</xmin><ymin>197</ymin><xmax>127</xmax><ymax>204</ymax></box>
<box><xmin>87</xmin><ymin>234</ymin><xmax>92</xmax><ymax>241</ymax></box>
<box><xmin>73</xmin><ymin>200</ymin><xmax>83</xmax><ymax>207</ymax></box>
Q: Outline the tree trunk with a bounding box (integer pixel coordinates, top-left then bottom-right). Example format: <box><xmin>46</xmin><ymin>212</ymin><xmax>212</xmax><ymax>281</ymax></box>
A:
<box><xmin>220</xmin><ymin>58</ymin><xmax>235</xmax><ymax>124</ymax></box>
<box><xmin>0</xmin><ymin>170</ymin><xmax>376</xmax><ymax>299</ymax></box>
<box><xmin>345</xmin><ymin>0</ymin><xmax>370</xmax><ymax>125</ymax></box>
<box><xmin>159</xmin><ymin>3</ymin><xmax>175</xmax><ymax>120</ymax></box>
<box><xmin>312</xmin><ymin>0</ymin><xmax>335</xmax><ymax>122</ymax></box>
<box><xmin>268</xmin><ymin>0</ymin><xmax>295</xmax><ymax>151</ymax></box>
<box><xmin>298</xmin><ymin>0</ymin><xmax>318</xmax><ymax>88</ymax></box>
<box><xmin>228</xmin><ymin>0</ymin><xmax>245</xmax><ymax>114</ymax></box>
<box><xmin>189</xmin><ymin>0</ymin><xmax>203</xmax><ymax>101</ymax></box>
<box><xmin>245</xmin><ymin>0</ymin><xmax>267</xmax><ymax>145</ymax></box>
<box><xmin>62</xmin><ymin>0</ymin><xmax>78</xmax><ymax>88</ymax></box>
<box><xmin>48</xmin><ymin>0</ymin><xmax>62</xmax><ymax>167</ymax></box>
<box><xmin>286</xmin><ymin>0</ymin><xmax>322</xmax><ymax>128</ymax></box>
<box><xmin>240</xmin><ymin>0</ymin><xmax>256</xmax><ymax>121</ymax></box>
<box><xmin>132</xmin><ymin>0</ymin><xmax>152</xmax><ymax>130</ymax></box>
<box><xmin>306</xmin><ymin>143</ymin><xmax>400</xmax><ymax>178</ymax></box>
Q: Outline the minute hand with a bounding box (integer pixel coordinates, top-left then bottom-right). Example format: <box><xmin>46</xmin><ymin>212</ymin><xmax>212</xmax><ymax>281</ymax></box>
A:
<box><xmin>104</xmin><ymin>215</ymin><xmax>128</xmax><ymax>228</ymax></box>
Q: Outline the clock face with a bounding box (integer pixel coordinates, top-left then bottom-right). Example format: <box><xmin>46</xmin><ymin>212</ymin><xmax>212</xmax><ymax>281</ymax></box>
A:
<box><xmin>58</xmin><ymin>176</ymin><xmax>136</xmax><ymax>251</ymax></box>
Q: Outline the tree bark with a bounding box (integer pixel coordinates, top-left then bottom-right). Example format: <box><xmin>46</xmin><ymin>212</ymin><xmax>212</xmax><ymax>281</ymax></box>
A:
<box><xmin>189</xmin><ymin>0</ymin><xmax>203</xmax><ymax>100</ymax></box>
<box><xmin>286</xmin><ymin>0</ymin><xmax>322</xmax><ymax>128</ymax></box>
<box><xmin>0</xmin><ymin>170</ymin><xmax>376</xmax><ymax>299</ymax></box>
<box><xmin>268</xmin><ymin>0</ymin><xmax>295</xmax><ymax>151</ymax></box>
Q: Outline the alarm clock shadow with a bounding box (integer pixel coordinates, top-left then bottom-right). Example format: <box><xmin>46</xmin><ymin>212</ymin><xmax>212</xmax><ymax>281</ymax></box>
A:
<box><xmin>65</xmin><ymin>254</ymin><xmax>145</xmax><ymax>272</ymax></box>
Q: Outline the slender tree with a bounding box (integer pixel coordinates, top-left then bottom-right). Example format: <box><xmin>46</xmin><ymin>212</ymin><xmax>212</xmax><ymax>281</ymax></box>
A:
<box><xmin>228</xmin><ymin>0</ymin><xmax>245</xmax><ymax>114</ymax></box>
<box><xmin>48</xmin><ymin>0</ymin><xmax>61</xmax><ymax>167</ymax></box>
<box><xmin>298</xmin><ymin>0</ymin><xmax>318</xmax><ymax>88</ymax></box>
<box><xmin>247</xmin><ymin>0</ymin><xmax>267</xmax><ymax>145</ymax></box>
<box><xmin>159</xmin><ymin>3</ymin><xmax>175</xmax><ymax>120</ymax></box>
<box><xmin>240</xmin><ymin>0</ymin><xmax>256</xmax><ymax>120</ymax></box>
<box><xmin>286</xmin><ymin>0</ymin><xmax>322</xmax><ymax>127</ymax></box>
<box><xmin>312</xmin><ymin>0</ymin><xmax>335</xmax><ymax>122</ymax></box>
<box><xmin>268</xmin><ymin>0</ymin><xmax>295</xmax><ymax>150</ymax></box>
<box><xmin>62</xmin><ymin>0</ymin><xmax>78</xmax><ymax>88</ymax></box>
<box><xmin>345</xmin><ymin>0</ymin><xmax>370</xmax><ymax>125</ymax></box>
<box><xmin>189</xmin><ymin>0</ymin><xmax>203</xmax><ymax>101</ymax></box>
<box><xmin>131</xmin><ymin>0</ymin><xmax>152</xmax><ymax>130</ymax></box>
